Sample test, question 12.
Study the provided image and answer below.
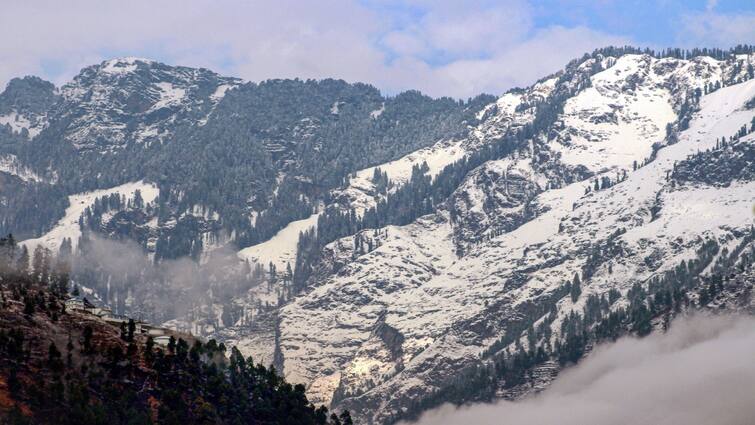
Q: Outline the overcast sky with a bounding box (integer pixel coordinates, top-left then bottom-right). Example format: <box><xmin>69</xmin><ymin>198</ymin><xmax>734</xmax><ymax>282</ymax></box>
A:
<box><xmin>1</xmin><ymin>0</ymin><xmax>754</xmax><ymax>98</ymax></box>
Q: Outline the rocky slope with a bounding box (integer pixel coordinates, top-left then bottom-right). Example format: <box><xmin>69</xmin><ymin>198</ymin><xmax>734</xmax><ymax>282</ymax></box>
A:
<box><xmin>53</xmin><ymin>57</ymin><xmax>241</xmax><ymax>152</ymax></box>
<box><xmin>259</xmin><ymin>52</ymin><xmax>755</xmax><ymax>423</ymax></box>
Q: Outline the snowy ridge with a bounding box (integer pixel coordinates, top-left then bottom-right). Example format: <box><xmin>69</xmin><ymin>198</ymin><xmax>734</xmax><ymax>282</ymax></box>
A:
<box><xmin>552</xmin><ymin>55</ymin><xmax>676</xmax><ymax>171</ymax></box>
<box><xmin>547</xmin><ymin>54</ymin><xmax>738</xmax><ymax>173</ymax></box>
<box><xmin>21</xmin><ymin>181</ymin><xmax>159</xmax><ymax>253</ymax></box>
<box><xmin>59</xmin><ymin>57</ymin><xmax>241</xmax><ymax>150</ymax></box>
<box><xmin>100</xmin><ymin>57</ymin><xmax>154</xmax><ymax>74</ymax></box>
<box><xmin>471</xmin><ymin>77</ymin><xmax>555</xmax><ymax>145</ymax></box>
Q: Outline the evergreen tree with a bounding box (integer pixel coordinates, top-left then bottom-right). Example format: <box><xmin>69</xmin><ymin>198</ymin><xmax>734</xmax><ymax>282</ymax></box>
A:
<box><xmin>570</xmin><ymin>272</ymin><xmax>582</xmax><ymax>302</ymax></box>
<box><xmin>32</xmin><ymin>245</ymin><xmax>45</xmax><ymax>281</ymax></box>
<box><xmin>16</xmin><ymin>245</ymin><xmax>29</xmax><ymax>275</ymax></box>
<box><xmin>127</xmin><ymin>319</ymin><xmax>136</xmax><ymax>342</ymax></box>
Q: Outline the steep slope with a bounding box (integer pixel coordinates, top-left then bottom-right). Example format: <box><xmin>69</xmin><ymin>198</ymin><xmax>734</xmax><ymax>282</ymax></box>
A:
<box><xmin>260</xmin><ymin>52</ymin><xmax>755</xmax><ymax>423</ymax></box>
<box><xmin>20</xmin><ymin>181</ymin><xmax>159</xmax><ymax>254</ymax></box>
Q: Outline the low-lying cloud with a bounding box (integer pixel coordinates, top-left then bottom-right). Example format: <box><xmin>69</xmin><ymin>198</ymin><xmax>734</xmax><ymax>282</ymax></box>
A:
<box><xmin>73</xmin><ymin>234</ymin><xmax>253</xmax><ymax>322</ymax></box>
<box><xmin>408</xmin><ymin>314</ymin><xmax>755</xmax><ymax>425</ymax></box>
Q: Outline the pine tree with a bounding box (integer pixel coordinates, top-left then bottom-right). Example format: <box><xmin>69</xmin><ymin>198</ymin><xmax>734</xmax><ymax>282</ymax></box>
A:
<box><xmin>120</xmin><ymin>322</ymin><xmax>128</xmax><ymax>341</ymax></box>
<box><xmin>40</xmin><ymin>248</ymin><xmax>51</xmax><ymax>284</ymax></box>
<box><xmin>0</xmin><ymin>234</ymin><xmax>16</xmax><ymax>273</ymax></box>
<box><xmin>15</xmin><ymin>245</ymin><xmax>29</xmax><ymax>276</ymax></box>
<box><xmin>32</xmin><ymin>245</ymin><xmax>45</xmax><ymax>281</ymax></box>
<box><xmin>570</xmin><ymin>272</ymin><xmax>582</xmax><ymax>302</ymax></box>
<box><xmin>56</xmin><ymin>238</ymin><xmax>73</xmax><ymax>275</ymax></box>
<box><xmin>133</xmin><ymin>189</ymin><xmax>144</xmax><ymax>209</ymax></box>
<box><xmin>48</xmin><ymin>342</ymin><xmax>63</xmax><ymax>371</ymax></box>
<box><xmin>128</xmin><ymin>319</ymin><xmax>136</xmax><ymax>342</ymax></box>
<box><xmin>339</xmin><ymin>410</ymin><xmax>354</xmax><ymax>425</ymax></box>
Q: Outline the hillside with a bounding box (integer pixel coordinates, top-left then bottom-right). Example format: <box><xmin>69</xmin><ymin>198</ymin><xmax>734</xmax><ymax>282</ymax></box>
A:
<box><xmin>0</xmin><ymin>241</ymin><xmax>353</xmax><ymax>425</ymax></box>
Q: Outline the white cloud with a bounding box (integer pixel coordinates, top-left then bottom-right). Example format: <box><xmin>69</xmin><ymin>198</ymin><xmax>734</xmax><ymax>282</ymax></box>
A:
<box><xmin>679</xmin><ymin>12</ymin><xmax>755</xmax><ymax>48</ymax></box>
<box><xmin>383</xmin><ymin>0</ymin><xmax>534</xmax><ymax>58</ymax></box>
<box><xmin>0</xmin><ymin>0</ymin><xmax>382</xmax><ymax>86</ymax></box>
<box><xmin>418</xmin><ymin>26</ymin><xmax>627</xmax><ymax>96</ymax></box>
<box><xmin>406</xmin><ymin>314</ymin><xmax>755</xmax><ymax>425</ymax></box>
<box><xmin>0</xmin><ymin>0</ymin><xmax>625</xmax><ymax>98</ymax></box>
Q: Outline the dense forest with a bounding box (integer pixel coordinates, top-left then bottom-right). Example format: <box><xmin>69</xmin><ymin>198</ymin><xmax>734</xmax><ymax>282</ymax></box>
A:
<box><xmin>0</xmin><ymin>71</ymin><xmax>494</xmax><ymax>251</ymax></box>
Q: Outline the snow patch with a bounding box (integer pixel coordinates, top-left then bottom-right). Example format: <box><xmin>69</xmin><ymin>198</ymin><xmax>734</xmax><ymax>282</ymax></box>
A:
<box><xmin>237</xmin><ymin>213</ymin><xmax>319</xmax><ymax>270</ymax></box>
<box><xmin>335</xmin><ymin>139</ymin><xmax>468</xmax><ymax>216</ymax></box>
<box><xmin>151</xmin><ymin>82</ymin><xmax>186</xmax><ymax>110</ymax></box>
<box><xmin>370</xmin><ymin>103</ymin><xmax>385</xmax><ymax>119</ymax></box>
<box><xmin>0</xmin><ymin>112</ymin><xmax>43</xmax><ymax>138</ymax></box>
<box><xmin>0</xmin><ymin>154</ymin><xmax>45</xmax><ymax>182</ymax></box>
<box><xmin>359</xmin><ymin>139</ymin><xmax>466</xmax><ymax>184</ymax></box>
<box><xmin>210</xmin><ymin>84</ymin><xmax>235</xmax><ymax>102</ymax></box>
<box><xmin>100</xmin><ymin>57</ymin><xmax>153</xmax><ymax>75</ymax></box>
<box><xmin>21</xmin><ymin>181</ymin><xmax>159</xmax><ymax>253</ymax></box>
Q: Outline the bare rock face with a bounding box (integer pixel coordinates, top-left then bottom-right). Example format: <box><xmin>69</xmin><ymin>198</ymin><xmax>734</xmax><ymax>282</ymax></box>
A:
<box><xmin>448</xmin><ymin>157</ymin><xmax>543</xmax><ymax>248</ymax></box>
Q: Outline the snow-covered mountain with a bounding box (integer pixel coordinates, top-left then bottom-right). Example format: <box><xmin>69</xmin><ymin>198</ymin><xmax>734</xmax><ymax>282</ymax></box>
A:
<box><xmin>2</xmin><ymin>47</ymin><xmax>754</xmax><ymax>424</ymax></box>
<box><xmin>227</xmin><ymin>51</ymin><xmax>755</xmax><ymax>423</ymax></box>
<box><xmin>0</xmin><ymin>75</ymin><xmax>57</xmax><ymax>139</ymax></box>
<box><xmin>55</xmin><ymin>57</ymin><xmax>241</xmax><ymax>151</ymax></box>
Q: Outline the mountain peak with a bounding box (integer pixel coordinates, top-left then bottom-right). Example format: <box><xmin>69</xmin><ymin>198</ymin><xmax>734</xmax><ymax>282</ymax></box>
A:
<box><xmin>0</xmin><ymin>75</ymin><xmax>58</xmax><ymax>139</ymax></box>
<box><xmin>99</xmin><ymin>56</ymin><xmax>156</xmax><ymax>74</ymax></box>
<box><xmin>3</xmin><ymin>75</ymin><xmax>56</xmax><ymax>93</ymax></box>
<box><xmin>0</xmin><ymin>76</ymin><xmax>57</xmax><ymax>112</ymax></box>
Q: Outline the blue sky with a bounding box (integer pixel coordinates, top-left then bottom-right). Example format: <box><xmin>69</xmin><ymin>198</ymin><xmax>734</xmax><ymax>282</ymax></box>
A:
<box><xmin>1</xmin><ymin>0</ymin><xmax>754</xmax><ymax>97</ymax></box>
<box><xmin>532</xmin><ymin>0</ymin><xmax>752</xmax><ymax>45</ymax></box>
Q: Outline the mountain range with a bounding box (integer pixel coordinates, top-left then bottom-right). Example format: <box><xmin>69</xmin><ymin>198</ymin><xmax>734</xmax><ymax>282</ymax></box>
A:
<box><xmin>1</xmin><ymin>46</ymin><xmax>754</xmax><ymax>424</ymax></box>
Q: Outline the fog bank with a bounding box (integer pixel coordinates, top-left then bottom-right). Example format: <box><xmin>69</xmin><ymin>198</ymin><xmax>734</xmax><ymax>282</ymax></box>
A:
<box><xmin>408</xmin><ymin>314</ymin><xmax>755</xmax><ymax>425</ymax></box>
